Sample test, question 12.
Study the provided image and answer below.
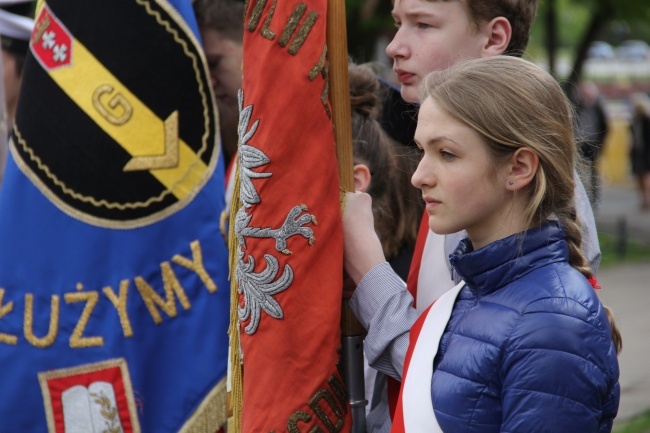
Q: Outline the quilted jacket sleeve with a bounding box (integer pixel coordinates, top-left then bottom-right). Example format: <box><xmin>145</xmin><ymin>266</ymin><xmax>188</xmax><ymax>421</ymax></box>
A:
<box><xmin>500</xmin><ymin>297</ymin><xmax>620</xmax><ymax>433</ymax></box>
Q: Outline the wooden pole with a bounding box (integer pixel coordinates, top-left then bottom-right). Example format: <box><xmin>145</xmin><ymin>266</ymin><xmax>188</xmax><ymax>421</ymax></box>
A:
<box><xmin>327</xmin><ymin>0</ymin><xmax>367</xmax><ymax>430</ymax></box>
<box><xmin>327</xmin><ymin>0</ymin><xmax>354</xmax><ymax>195</ymax></box>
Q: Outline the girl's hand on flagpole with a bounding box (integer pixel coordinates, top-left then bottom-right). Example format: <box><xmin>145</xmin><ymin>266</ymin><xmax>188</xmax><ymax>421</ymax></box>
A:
<box><xmin>343</xmin><ymin>191</ymin><xmax>386</xmax><ymax>285</ymax></box>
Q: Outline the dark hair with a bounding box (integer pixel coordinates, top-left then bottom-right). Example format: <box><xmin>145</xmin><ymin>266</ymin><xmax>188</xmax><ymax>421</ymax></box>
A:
<box><xmin>193</xmin><ymin>0</ymin><xmax>244</xmax><ymax>41</ymax></box>
<box><xmin>390</xmin><ymin>142</ymin><xmax>423</xmax><ymax>255</ymax></box>
<box><xmin>460</xmin><ymin>0</ymin><xmax>539</xmax><ymax>57</ymax></box>
<box><xmin>349</xmin><ymin>64</ymin><xmax>397</xmax><ymax>258</ymax></box>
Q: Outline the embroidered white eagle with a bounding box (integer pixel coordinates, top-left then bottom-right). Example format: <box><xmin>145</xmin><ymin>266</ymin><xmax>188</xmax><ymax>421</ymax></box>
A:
<box><xmin>234</xmin><ymin>90</ymin><xmax>316</xmax><ymax>335</ymax></box>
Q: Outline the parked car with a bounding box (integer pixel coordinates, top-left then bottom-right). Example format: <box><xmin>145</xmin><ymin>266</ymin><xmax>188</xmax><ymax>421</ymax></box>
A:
<box><xmin>616</xmin><ymin>40</ymin><xmax>650</xmax><ymax>61</ymax></box>
<box><xmin>587</xmin><ymin>41</ymin><xmax>615</xmax><ymax>60</ymax></box>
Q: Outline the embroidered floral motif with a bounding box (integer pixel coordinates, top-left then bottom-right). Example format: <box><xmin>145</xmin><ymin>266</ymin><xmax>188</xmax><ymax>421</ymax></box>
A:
<box><xmin>234</xmin><ymin>90</ymin><xmax>316</xmax><ymax>335</ymax></box>
<box><xmin>90</xmin><ymin>390</ymin><xmax>121</xmax><ymax>433</ymax></box>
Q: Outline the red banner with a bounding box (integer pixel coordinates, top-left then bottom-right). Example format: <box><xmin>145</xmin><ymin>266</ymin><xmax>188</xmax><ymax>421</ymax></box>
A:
<box><xmin>233</xmin><ymin>0</ymin><xmax>350</xmax><ymax>430</ymax></box>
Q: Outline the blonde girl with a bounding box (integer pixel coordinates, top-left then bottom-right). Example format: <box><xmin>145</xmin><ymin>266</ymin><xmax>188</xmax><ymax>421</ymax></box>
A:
<box><xmin>343</xmin><ymin>55</ymin><xmax>620</xmax><ymax>432</ymax></box>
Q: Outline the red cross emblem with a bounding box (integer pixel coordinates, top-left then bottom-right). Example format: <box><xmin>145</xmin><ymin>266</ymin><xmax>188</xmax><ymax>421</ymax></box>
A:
<box><xmin>30</xmin><ymin>5</ymin><xmax>73</xmax><ymax>71</ymax></box>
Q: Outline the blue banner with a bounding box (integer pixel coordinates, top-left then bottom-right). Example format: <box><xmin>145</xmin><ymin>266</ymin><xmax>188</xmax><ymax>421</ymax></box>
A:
<box><xmin>0</xmin><ymin>0</ymin><xmax>229</xmax><ymax>431</ymax></box>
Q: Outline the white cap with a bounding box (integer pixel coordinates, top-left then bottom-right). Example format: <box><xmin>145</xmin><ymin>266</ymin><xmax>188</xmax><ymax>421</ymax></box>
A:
<box><xmin>0</xmin><ymin>0</ymin><xmax>34</xmax><ymax>41</ymax></box>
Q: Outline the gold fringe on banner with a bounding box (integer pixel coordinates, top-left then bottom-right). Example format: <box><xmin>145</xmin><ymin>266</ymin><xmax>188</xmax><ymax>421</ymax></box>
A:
<box><xmin>227</xmin><ymin>163</ymin><xmax>244</xmax><ymax>433</ymax></box>
<box><xmin>178</xmin><ymin>377</ymin><xmax>228</xmax><ymax>433</ymax></box>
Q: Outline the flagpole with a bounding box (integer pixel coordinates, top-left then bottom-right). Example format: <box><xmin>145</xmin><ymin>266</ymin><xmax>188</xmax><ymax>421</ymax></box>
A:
<box><xmin>327</xmin><ymin>0</ymin><xmax>367</xmax><ymax>430</ymax></box>
<box><xmin>327</xmin><ymin>3</ymin><xmax>353</xmax><ymax>191</ymax></box>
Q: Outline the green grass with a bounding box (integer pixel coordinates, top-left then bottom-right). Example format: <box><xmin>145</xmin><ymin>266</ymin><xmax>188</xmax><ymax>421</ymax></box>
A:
<box><xmin>615</xmin><ymin>410</ymin><xmax>650</xmax><ymax>433</ymax></box>
<box><xmin>598</xmin><ymin>232</ymin><xmax>650</xmax><ymax>268</ymax></box>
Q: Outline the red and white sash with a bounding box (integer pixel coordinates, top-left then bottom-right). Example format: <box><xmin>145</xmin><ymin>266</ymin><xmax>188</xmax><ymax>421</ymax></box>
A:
<box><xmin>406</xmin><ymin>214</ymin><xmax>453</xmax><ymax>312</ymax></box>
<box><xmin>388</xmin><ymin>215</ymin><xmax>455</xmax><ymax>417</ymax></box>
<box><xmin>391</xmin><ymin>281</ymin><xmax>465</xmax><ymax>433</ymax></box>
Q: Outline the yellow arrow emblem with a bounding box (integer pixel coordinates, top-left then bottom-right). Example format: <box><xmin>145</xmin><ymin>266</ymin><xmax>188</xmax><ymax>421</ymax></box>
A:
<box><xmin>46</xmin><ymin>34</ymin><xmax>207</xmax><ymax>200</ymax></box>
<box><xmin>122</xmin><ymin>111</ymin><xmax>179</xmax><ymax>172</ymax></box>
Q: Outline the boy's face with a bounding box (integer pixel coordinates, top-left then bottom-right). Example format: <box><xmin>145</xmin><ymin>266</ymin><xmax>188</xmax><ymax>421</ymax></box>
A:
<box><xmin>387</xmin><ymin>0</ymin><xmax>487</xmax><ymax>103</ymax></box>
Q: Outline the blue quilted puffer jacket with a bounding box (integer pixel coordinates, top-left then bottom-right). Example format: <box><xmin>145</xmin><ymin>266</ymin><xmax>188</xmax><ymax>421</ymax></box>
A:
<box><xmin>431</xmin><ymin>221</ymin><xmax>620</xmax><ymax>433</ymax></box>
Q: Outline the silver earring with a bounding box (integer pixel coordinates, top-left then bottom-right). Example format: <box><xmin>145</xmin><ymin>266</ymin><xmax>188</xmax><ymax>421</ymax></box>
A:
<box><xmin>508</xmin><ymin>180</ymin><xmax>514</xmax><ymax>186</ymax></box>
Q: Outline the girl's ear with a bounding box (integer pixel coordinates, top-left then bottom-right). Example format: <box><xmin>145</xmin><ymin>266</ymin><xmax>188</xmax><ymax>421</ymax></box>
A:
<box><xmin>353</xmin><ymin>163</ymin><xmax>372</xmax><ymax>192</ymax></box>
<box><xmin>481</xmin><ymin>16</ymin><xmax>512</xmax><ymax>57</ymax></box>
<box><xmin>505</xmin><ymin>147</ymin><xmax>538</xmax><ymax>191</ymax></box>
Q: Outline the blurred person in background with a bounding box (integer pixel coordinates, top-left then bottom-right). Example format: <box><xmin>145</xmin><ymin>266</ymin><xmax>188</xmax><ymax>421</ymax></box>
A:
<box><xmin>193</xmin><ymin>0</ymin><xmax>243</xmax><ymax>236</ymax></box>
<box><xmin>0</xmin><ymin>0</ymin><xmax>34</xmax><ymax>184</ymax></box>
<box><xmin>630</xmin><ymin>92</ymin><xmax>650</xmax><ymax>211</ymax></box>
<box><xmin>193</xmin><ymin>0</ymin><xmax>242</xmax><ymax>172</ymax></box>
<box><xmin>575</xmin><ymin>80</ymin><xmax>609</xmax><ymax>210</ymax></box>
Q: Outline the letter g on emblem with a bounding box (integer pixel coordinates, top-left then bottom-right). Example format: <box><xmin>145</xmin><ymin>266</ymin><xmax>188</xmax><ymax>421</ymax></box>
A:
<box><xmin>13</xmin><ymin>1</ymin><xmax>218</xmax><ymax>228</ymax></box>
<box><xmin>93</xmin><ymin>85</ymin><xmax>133</xmax><ymax>125</ymax></box>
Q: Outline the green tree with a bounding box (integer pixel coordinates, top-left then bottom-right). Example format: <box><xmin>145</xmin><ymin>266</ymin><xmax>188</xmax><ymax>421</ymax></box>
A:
<box><xmin>345</xmin><ymin>0</ymin><xmax>394</xmax><ymax>63</ymax></box>
<box><xmin>539</xmin><ymin>0</ymin><xmax>650</xmax><ymax>93</ymax></box>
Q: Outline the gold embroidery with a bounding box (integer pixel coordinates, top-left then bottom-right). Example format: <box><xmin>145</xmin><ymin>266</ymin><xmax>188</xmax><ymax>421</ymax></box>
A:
<box><xmin>308</xmin><ymin>45</ymin><xmax>331</xmax><ymax>119</ymax></box>
<box><xmin>260</xmin><ymin>0</ymin><xmax>278</xmax><ymax>40</ymax></box>
<box><xmin>135</xmin><ymin>0</ymin><xmax>215</xmax><ymax>175</ymax></box>
<box><xmin>308</xmin><ymin>44</ymin><xmax>327</xmax><ymax>80</ymax></box>
<box><xmin>287</xmin><ymin>411</ymin><xmax>315</xmax><ymax>433</ymax></box>
<box><xmin>24</xmin><ymin>294</ymin><xmax>60</xmax><ymax>348</ymax></box>
<box><xmin>227</xmin><ymin>156</ymin><xmax>243</xmax><ymax>433</ymax></box>
<box><xmin>177</xmin><ymin>377</ymin><xmax>227</xmax><ymax>432</ymax></box>
<box><xmin>288</xmin><ymin>11</ymin><xmax>318</xmax><ymax>55</ymax></box>
<box><xmin>320</xmin><ymin>65</ymin><xmax>330</xmax><ymax>119</ymax></box>
<box><xmin>172</xmin><ymin>240</ymin><xmax>217</xmax><ymax>293</ymax></box>
<box><xmin>327</xmin><ymin>375</ymin><xmax>348</xmax><ymax>415</ymax></box>
<box><xmin>123</xmin><ymin>110</ymin><xmax>180</xmax><ymax>172</ymax></box>
<box><xmin>245</xmin><ymin>0</ymin><xmax>325</xmax><ymax>45</ymax></box>
<box><xmin>92</xmin><ymin>84</ymin><xmax>133</xmax><ymax>126</ymax></box>
<box><xmin>64</xmin><ymin>289</ymin><xmax>104</xmax><ymax>348</ymax></box>
<box><xmin>0</xmin><ymin>240</ymin><xmax>217</xmax><ymax>347</ymax></box>
<box><xmin>12</xmin><ymin>125</ymin><xmax>207</xmax><ymax>230</ymax></box>
<box><xmin>278</xmin><ymin>3</ymin><xmax>306</xmax><ymax>48</ymax></box>
<box><xmin>246</xmin><ymin>0</ymin><xmax>267</xmax><ymax>32</ymax></box>
<box><xmin>220</xmin><ymin>209</ymin><xmax>229</xmax><ymax>240</ymax></box>
<box><xmin>135</xmin><ymin>262</ymin><xmax>191</xmax><ymax>324</ymax></box>
<box><xmin>103</xmin><ymin>280</ymin><xmax>134</xmax><ymax>338</ymax></box>
<box><xmin>31</xmin><ymin>12</ymin><xmax>50</xmax><ymax>44</ymax></box>
<box><xmin>0</xmin><ymin>289</ymin><xmax>17</xmax><ymax>345</ymax></box>
<box><xmin>11</xmin><ymin>0</ymin><xmax>219</xmax><ymax>230</ymax></box>
<box><xmin>90</xmin><ymin>390</ymin><xmax>121</xmax><ymax>433</ymax></box>
<box><xmin>243</xmin><ymin>0</ymin><xmax>250</xmax><ymax>23</ymax></box>
<box><xmin>283</xmin><ymin>375</ymin><xmax>348</xmax><ymax>432</ymax></box>
<box><xmin>309</xmin><ymin>389</ymin><xmax>345</xmax><ymax>432</ymax></box>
